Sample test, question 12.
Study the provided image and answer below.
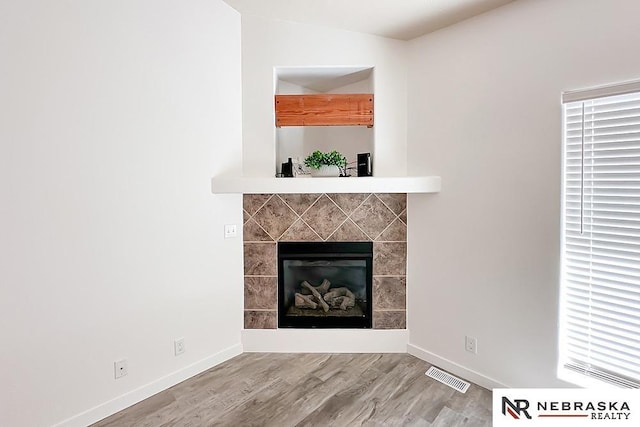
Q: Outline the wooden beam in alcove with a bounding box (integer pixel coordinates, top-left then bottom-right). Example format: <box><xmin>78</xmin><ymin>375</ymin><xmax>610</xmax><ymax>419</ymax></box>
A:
<box><xmin>275</xmin><ymin>94</ymin><xmax>374</xmax><ymax>127</ymax></box>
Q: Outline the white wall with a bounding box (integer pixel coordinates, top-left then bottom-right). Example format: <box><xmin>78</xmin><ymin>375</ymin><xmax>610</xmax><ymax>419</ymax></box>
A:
<box><xmin>241</xmin><ymin>15</ymin><xmax>409</xmax><ymax>177</ymax></box>
<box><xmin>407</xmin><ymin>0</ymin><xmax>640</xmax><ymax>388</ymax></box>
<box><xmin>0</xmin><ymin>1</ymin><xmax>243</xmax><ymax>426</ymax></box>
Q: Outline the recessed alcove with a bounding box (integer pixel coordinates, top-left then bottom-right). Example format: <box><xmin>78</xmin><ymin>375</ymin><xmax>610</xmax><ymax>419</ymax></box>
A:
<box><xmin>275</xmin><ymin>66</ymin><xmax>375</xmax><ymax>176</ymax></box>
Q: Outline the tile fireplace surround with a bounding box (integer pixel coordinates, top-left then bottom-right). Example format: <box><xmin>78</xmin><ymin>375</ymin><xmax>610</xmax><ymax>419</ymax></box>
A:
<box><xmin>243</xmin><ymin>193</ymin><xmax>407</xmax><ymax>330</ymax></box>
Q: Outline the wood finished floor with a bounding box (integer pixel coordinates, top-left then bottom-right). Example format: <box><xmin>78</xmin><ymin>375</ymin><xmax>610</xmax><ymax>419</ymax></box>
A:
<box><xmin>93</xmin><ymin>353</ymin><xmax>492</xmax><ymax>427</ymax></box>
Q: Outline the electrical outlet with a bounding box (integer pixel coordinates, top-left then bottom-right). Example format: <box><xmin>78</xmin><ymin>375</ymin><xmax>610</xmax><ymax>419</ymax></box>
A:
<box><xmin>465</xmin><ymin>336</ymin><xmax>478</xmax><ymax>354</ymax></box>
<box><xmin>224</xmin><ymin>224</ymin><xmax>237</xmax><ymax>239</ymax></box>
<box><xmin>174</xmin><ymin>338</ymin><xmax>185</xmax><ymax>356</ymax></box>
<box><xmin>114</xmin><ymin>359</ymin><xmax>128</xmax><ymax>379</ymax></box>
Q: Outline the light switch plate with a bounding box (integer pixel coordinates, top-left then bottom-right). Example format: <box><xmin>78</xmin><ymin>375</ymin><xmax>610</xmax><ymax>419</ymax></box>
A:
<box><xmin>224</xmin><ymin>224</ymin><xmax>237</xmax><ymax>239</ymax></box>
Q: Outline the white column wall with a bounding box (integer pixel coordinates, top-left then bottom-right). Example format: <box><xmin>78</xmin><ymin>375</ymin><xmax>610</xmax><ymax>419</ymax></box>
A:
<box><xmin>241</xmin><ymin>15</ymin><xmax>409</xmax><ymax>177</ymax></box>
<box><xmin>0</xmin><ymin>1</ymin><xmax>244</xmax><ymax>425</ymax></box>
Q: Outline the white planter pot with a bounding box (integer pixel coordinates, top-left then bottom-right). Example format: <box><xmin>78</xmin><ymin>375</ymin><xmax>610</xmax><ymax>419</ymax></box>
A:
<box><xmin>310</xmin><ymin>165</ymin><xmax>341</xmax><ymax>177</ymax></box>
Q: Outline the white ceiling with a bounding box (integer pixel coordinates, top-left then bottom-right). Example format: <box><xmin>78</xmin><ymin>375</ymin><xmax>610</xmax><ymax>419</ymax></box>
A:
<box><xmin>223</xmin><ymin>0</ymin><xmax>515</xmax><ymax>40</ymax></box>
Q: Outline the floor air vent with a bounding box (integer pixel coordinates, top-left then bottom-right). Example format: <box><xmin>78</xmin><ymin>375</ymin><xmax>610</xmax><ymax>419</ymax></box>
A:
<box><xmin>425</xmin><ymin>366</ymin><xmax>470</xmax><ymax>393</ymax></box>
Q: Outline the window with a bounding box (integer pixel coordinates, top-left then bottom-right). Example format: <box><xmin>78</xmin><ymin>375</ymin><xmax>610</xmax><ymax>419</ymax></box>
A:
<box><xmin>560</xmin><ymin>81</ymin><xmax>640</xmax><ymax>388</ymax></box>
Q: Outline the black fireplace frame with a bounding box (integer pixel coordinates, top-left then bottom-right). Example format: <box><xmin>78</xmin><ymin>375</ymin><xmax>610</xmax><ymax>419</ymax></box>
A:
<box><xmin>278</xmin><ymin>241</ymin><xmax>373</xmax><ymax>328</ymax></box>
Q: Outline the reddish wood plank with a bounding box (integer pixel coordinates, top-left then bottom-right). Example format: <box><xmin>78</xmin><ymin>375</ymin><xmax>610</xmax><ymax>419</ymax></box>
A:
<box><xmin>275</xmin><ymin>94</ymin><xmax>374</xmax><ymax>127</ymax></box>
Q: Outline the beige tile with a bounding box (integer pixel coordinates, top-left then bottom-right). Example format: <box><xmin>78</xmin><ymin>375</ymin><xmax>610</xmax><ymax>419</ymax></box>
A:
<box><xmin>326</xmin><ymin>193</ymin><xmax>369</xmax><ymax>215</ymax></box>
<box><xmin>373</xmin><ymin>277</ymin><xmax>406</xmax><ymax>310</ymax></box>
<box><xmin>243</xmin><ymin>243</ymin><xmax>277</xmax><ymax>275</ymax></box>
<box><xmin>253</xmin><ymin>196</ymin><xmax>298</xmax><ymax>240</ymax></box>
<box><xmin>244</xmin><ymin>311</ymin><xmax>277</xmax><ymax>329</ymax></box>
<box><xmin>243</xmin><ymin>194</ymin><xmax>272</xmax><ymax>216</ymax></box>
<box><xmin>280</xmin><ymin>219</ymin><xmax>321</xmax><ymax>241</ymax></box>
<box><xmin>373</xmin><ymin>311</ymin><xmax>406</xmax><ymax>329</ymax></box>
<box><xmin>243</xmin><ymin>209</ymin><xmax>251</xmax><ymax>224</ymax></box>
<box><xmin>243</xmin><ymin>219</ymin><xmax>273</xmax><ymax>241</ymax></box>
<box><xmin>399</xmin><ymin>209</ymin><xmax>407</xmax><ymax>225</ymax></box>
<box><xmin>327</xmin><ymin>219</ymin><xmax>369</xmax><ymax>241</ymax></box>
<box><xmin>376</xmin><ymin>194</ymin><xmax>407</xmax><ymax>215</ymax></box>
<box><xmin>244</xmin><ymin>277</ymin><xmax>277</xmax><ymax>310</ymax></box>
<box><xmin>279</xmin><ymin>194</ymin><xmax>320</xmax><ymax>216</ymax></box>
<box><xmin>301</xmin><ymin>195</ymin><xmax>347</xmax><ymax>240</ymax></box>
<box><xmin>376</xmin><ymin>218</ymin><xmax>406</xmax><ymax>242</ymax></box>
<box><xmin>373</xmin><ymin>242</ymin><xmax>406</xmax><ymax>275</ymax></box>
<box><xmin>351</xmin><ymin>196</ymin><xmax>397</xmax><ymax>240</ymax></box>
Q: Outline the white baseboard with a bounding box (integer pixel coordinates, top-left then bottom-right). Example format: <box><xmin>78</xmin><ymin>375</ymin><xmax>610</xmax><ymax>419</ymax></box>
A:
<box><xmin>407</xmin><ymin>343</ymin><xmax>508</xmax><ymax>390</ymax></box>
<box><xmin>242</xmin><ymin>329</ymin><xmax>408</xmax><ymax>353</ymax></box>
<box><xmin>53</xmin><ymin>343</ymin><xmax>243</xmax><ymax>427</ymax></box>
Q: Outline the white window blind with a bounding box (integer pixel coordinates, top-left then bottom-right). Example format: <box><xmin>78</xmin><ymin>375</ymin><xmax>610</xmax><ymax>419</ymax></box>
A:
<box><xmin>561</xmin><ymin>86</ymin><xmax>640</xmax><ymax>388</ymax></box>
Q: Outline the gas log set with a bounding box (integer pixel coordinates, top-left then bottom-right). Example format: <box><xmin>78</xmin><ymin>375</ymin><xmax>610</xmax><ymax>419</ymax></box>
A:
<box><xmin>293</xmin><ymin>279</ymin><xmax>355</xmax><ymax>312</ymax></box>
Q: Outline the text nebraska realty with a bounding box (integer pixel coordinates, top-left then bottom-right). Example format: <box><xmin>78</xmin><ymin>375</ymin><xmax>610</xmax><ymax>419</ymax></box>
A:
<box><xmin>504</xmin><ymin>397</ymin><xmax>631</xmax><ymax>420</ymax></box>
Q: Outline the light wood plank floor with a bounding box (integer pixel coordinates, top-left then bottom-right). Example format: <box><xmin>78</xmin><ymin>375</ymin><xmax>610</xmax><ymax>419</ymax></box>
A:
<box><xmin>93</xmin><ymin>353</ymin><xmax>492</xmax><ymax>427</ymax></box>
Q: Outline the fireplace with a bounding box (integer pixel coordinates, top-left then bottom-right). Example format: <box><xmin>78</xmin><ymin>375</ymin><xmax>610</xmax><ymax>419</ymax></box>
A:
<box><xmin>243</xmin><ymin>193</ymin><xmax>407</xmax><ymax>330</ymax></box>
<box><xmin>278</xmin><ymin>241</ymin><xmax>373</xmax><ymax>328</ymax></box>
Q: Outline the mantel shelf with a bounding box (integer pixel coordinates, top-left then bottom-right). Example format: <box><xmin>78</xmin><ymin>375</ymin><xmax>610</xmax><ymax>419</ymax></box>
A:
<box><xmin>211</xmin><ymin>176</ymin><xmax>441</xmax><ymax>194</ymax></box>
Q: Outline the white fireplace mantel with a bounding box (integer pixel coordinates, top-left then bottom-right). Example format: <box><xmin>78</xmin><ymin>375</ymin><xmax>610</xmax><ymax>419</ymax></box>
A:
<box><xmin>211</xmin><ymin>176</ymin><xmax>441</xmax><ymax>194</ymax></box>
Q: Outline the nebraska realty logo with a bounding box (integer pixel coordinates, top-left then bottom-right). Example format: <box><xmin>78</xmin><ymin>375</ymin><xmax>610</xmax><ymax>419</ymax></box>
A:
<box><xmin>493</xmin><ymin>389</ymin><xmax>640</xmax><ymax>426</ymax></box>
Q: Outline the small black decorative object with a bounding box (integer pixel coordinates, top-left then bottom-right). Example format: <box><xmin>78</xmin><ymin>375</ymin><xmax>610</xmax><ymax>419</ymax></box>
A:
<box><xmin>357</xmin><ymin>153</ymin><xmax>372</xmax><ymax>177</ymax></box>
<box><xmin>281</xmin><ymin>157</ymin><xmax>294</xmax><ymax>177</ymax></box>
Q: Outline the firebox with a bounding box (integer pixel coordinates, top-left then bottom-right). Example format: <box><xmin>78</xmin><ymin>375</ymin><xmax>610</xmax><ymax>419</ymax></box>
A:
<box><xmin>278</xmin><ymin>241</ymin><xmax>373</xmax><ymax>328</ymax></box>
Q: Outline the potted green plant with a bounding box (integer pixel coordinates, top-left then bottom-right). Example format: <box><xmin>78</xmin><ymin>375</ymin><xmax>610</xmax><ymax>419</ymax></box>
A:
<box><xmin>304</xmin><ymin>150</ymin><xmax>347</xmax><ymax>177</ymax></box>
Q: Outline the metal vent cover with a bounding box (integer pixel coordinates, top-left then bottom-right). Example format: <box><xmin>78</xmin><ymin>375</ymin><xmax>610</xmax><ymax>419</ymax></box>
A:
<box><xmin>425</xmin><ymin>366</ymin><xmax>470</xmax><ymax>393</ymax></box>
